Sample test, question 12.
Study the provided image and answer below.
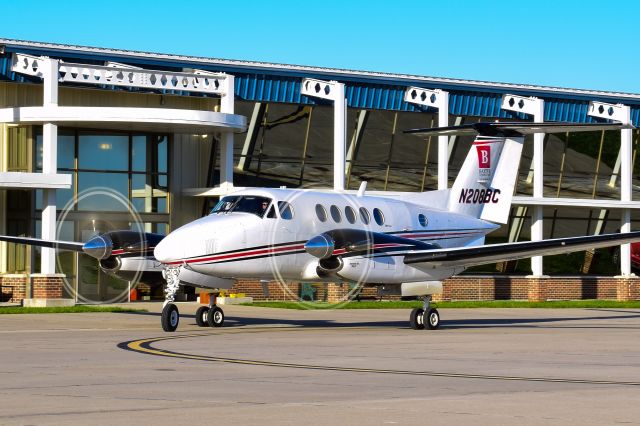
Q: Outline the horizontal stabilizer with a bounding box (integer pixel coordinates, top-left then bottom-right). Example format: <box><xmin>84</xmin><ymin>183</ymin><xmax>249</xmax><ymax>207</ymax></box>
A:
<box><xmin>405</xmin><ymin>122</ymin><xmax>633</xmax><ymax>137</ymax></box>
<box><xmin>404</xmin><ymin>231</ymin><xmax>640</xmax><ymax>268</ymax></box>
<box><xmin>0</xmin><ymin>235</ymin><xmax>84</xmax><ymax>251</ymax></box>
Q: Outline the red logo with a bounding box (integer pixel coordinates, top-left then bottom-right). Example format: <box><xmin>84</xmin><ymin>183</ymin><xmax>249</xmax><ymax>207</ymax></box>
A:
<box><xmin>476</xmin><ymin>145</ymin><xmax>491</xmax><ymax>168</ymax></box>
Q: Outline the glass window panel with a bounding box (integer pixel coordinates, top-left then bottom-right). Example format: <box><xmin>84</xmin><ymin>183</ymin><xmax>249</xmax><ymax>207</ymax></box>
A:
<box><xmin>359</xmin><ymin>207</ymin><xmax>370</xmax><ymax>224</ymax></box>
<box><xmin>79</xmin><ymin>134</ymin><xmax>128</xmax><ymax>171</ymax></box>
<box><xmin>36</xmin><ymin>133</ymin><xmax>75</xmax><ymax>171</ymax></box>
<box><xmin>77</xmin><ymin>172</ymin><xmax>128</xmax><ymax>211</ymax></box>
<box><xmin>132</xmin><ymin>136</ymin><xmax>147</xmax><ymax>172</ymax></box>
<box><xmin>158</xmin><ymin>174</ymin><xmax>168</xmax><ymax>190</ymax></box>
<box><xmin>330</xmin><ymin>205</ymin><xmax>341</xmax><ymax>223</ymax></box>
<box><xmin>373</xmin><ymin>208</ymin><xmax>385</xmax><ymax>226</ymax></box>
<box><xmin>35</xmin><ymin>172</ymin><xmax>74</xmax><ymax>211</ymax></box>
<box><xmin>345</xmin><ymin>206</ymin><xmax>356</xmax><ymax>224</ymax></box>
<box><xmin>315</xmin><ymin>204</ymin><xmax>327</xmax><ymax>222</ymax></box>
<box><xmin>157</xmin><ymin>136</ymin><xmax>168</xmax><ymax>173</ymax></box>
<box><xmin>157</xmin><ymin>197</ymin><xmax>167</xmax><ymax>213</ymax></box>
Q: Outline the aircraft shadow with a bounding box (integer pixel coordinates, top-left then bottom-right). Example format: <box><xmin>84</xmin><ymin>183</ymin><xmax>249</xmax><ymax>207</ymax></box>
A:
<box><xmin>116</xmin><ymin>309</ymin><xmax>640</xmax><ymax>330</ymax></box>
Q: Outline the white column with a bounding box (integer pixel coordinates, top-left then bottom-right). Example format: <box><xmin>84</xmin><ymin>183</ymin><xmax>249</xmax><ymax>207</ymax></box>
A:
<box><xmin>41</xmin><ymin>58</ymin><xmax>59</xmax><ymax>274</ymax></box>
<box><xmin>334</xmin><ymin>83</ymin><xmax>346</xmax><ymax>191</ymax></box>
<box><xmin>0</xmin><ymin>124</ymin><xmax>6</xmax><ymax>273</ymax></box>
<box><xmin>620</xmin><ymin>120</ymin><xmax>632</xmax><ymax>276</ymax></box>
<box><xmin>219</xmin><ymin>74</ymin><xmax>235</xmax><ymax>190</ymax></box>
<box><xmin>437</xmin><ymin>91</ymin><xmax>450</xmax><ymax>190</ymax></box>
<box><xmin>531</xmin><ymin>100</ymin><xmax>545</xmax><ymax>276</ymax></box>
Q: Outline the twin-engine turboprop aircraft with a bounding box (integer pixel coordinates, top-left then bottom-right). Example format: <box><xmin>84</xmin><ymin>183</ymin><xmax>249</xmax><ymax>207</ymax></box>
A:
<box><xmin>2</xmin><ymin>121</ymin><xmax>639</xmax><ymax>332</ymax></box>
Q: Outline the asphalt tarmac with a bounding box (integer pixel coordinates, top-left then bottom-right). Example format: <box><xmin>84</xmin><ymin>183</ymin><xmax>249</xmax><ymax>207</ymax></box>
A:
<box><xmin>1</xmin><ymin>303</ymin><xmax>640</xmax><ymax>425</ymax></box>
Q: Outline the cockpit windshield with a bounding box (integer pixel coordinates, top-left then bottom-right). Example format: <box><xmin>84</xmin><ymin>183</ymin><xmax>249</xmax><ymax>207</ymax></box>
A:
<box><xmin>210</xmin><ymin>196</ymin><xmax>272</xmax><ymax>218</ymax></box>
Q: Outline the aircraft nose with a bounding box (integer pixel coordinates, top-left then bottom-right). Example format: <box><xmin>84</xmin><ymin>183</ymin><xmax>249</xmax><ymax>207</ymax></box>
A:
<box><xmin>154</xmin><ymin>233</ymin><xmax>179</xmax><ymax>263</ymax></box>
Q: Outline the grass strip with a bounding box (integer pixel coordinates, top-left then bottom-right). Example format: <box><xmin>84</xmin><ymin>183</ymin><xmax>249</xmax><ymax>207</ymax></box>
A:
<box><xmin>0</xmin><ymin>306</ymin><xmax>147</xmax><ymax>314</ymax></box>
<box><xmin>241</xmin><ymin>300</ymin><xmax>640</xmax><ymax>310</ymax></box>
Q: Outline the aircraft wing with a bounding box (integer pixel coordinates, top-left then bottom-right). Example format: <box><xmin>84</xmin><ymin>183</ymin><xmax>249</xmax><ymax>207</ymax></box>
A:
<box><xmin>0</xmin><ymin>235</ymin><xmax>84</xmax><ymax>251</ymax></box>
<box><xmin>403</xmin><ymin>232</ymin><xmax>640</xmax><ymax>269</ymax></box>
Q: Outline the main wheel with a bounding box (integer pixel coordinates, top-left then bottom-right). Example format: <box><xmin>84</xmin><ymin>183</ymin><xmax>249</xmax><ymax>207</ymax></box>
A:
<box><xmin>207</xmin><ymin>306</ymin><xmax>225</xmax><ymax>327</ymax></box>
<box><xmin>409</xmin><ymin>308</ymin><xmax>425</xmax><ymax>330</ymax></box>
<box><xmin>161</xmin><ymin>303</ymin><xmax>180</xmax><ymax>332</ymax></box>
<box><xmin>426</xmin><ymin>308</ymin><xmax>440</xmax><ymax>330</ymax></box>
<box><xmin>195</xmin><ymin>306</ymin><xmax>208</xmax><ymax>327</ymax></box>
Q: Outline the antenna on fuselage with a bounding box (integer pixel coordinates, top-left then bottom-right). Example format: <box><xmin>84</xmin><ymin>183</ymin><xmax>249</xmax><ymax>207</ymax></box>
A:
<box><xmin>357</xmin><ymin>181</ymin><xmax>367</xmax><ymax>197</ymax></box>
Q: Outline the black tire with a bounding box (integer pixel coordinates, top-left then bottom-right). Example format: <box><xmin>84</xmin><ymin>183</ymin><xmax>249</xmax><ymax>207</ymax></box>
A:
<box><xmin>161</xmin><ymin>303</ymin><xmax>179</xmax><ymax>332</ymax></box>
<box><xmin>195</xmin><ymin>306</ymin><xmax>208</xmax><ymax>327</ymax></box>
<box><xmin>409</xmin><ymin>308</ymin><xmax>425</xmax><ymax>330</ymax></box>
<box><xmin>207</xmin><ymin>306</ymin><xmax>225</xmax><ymax>327</ymax></box>
<box><xmin>426</xmin><ymin>308</ymin><xmax>440</xmax><ymax>330</ymax></box>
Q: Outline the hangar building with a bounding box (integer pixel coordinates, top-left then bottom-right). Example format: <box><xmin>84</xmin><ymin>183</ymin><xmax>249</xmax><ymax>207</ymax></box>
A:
<box><xmin>0</xmin><ymin>38</ymin><xmax>639</xmax><ymax>303</ymax></box>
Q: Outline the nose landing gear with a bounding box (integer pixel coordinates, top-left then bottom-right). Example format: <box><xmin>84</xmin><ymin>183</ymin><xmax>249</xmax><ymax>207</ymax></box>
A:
<box><xmin>409</xmin><ymin>295</ymin><xmax>440</xmax><ymax>330</ymax></box>
<box><xmin>161</xmin><ymin>267</ymin><xmax>181</xmax><ymax>332</ymax></box>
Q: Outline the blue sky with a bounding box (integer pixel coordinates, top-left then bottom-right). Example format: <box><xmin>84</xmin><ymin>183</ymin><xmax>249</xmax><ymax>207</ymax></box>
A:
<box><xmin>2</xmin><ymin>0</ymin><xmax>638</xmax><ymax>93</ymax></box>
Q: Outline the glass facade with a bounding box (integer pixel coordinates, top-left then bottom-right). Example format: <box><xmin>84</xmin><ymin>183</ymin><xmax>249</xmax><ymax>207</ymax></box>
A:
<box><xmin>32</xmin><ymin>129</ymin><xmax>170</xmax><ymax>302</ymax></box>
<box><xmin>228</xmin><ymin>100</ymin><xmax>640</xmax><ymax>276</ymax></box>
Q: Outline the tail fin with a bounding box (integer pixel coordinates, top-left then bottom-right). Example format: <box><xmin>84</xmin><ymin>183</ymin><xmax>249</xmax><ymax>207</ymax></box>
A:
<box><xmin>448</xmin><ymin>135</ymin><xmax>523</xmax><ymax>224</ymax></box>
<box><xmin>404</xmin><ymin>121</ymin><xmax>633</xmax><ymax>224</ymax></box>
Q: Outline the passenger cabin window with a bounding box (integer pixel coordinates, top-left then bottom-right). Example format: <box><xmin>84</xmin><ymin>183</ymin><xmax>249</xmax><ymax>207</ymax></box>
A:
<box><xmin>373</xmin><ymin>208</ymin><xmax>385</xmax><ymax>226</ymax></box>
<box><xmin>359</xmin><ymin>207</ymin><xmax>370</xmax><ymax>225</ymax></box>
<box><xmin>210</xmin><ymin>195</ymin><xmax>273</xmax><ymax>218</ymax></box>
<box><xmin>316</xmin><ymin>204</ymin><xmax>327</xmax><ymax>222</ymax></box>
<box><xmin>278</xmin><ymin>201</ymin><xmax>294</xmax><ymax>220</ymax></box>
<box><xmin>330</xmin><ymin>205</ymin><xmax>342</xmax><ymax>223</ymax></box>
<box><xmin>418</xmin><ymin>213</ymin><xmax>428</xmax><ymax>227</ymax></box>
<box><xmin>345</xmin><ymin>206</ymin><xmax>356</xmax><ymax>224</ymax></box>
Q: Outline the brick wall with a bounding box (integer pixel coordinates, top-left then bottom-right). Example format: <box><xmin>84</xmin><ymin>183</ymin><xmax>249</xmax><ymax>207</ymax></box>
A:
<box><xmin>226</xmin><ymin>276</ymin><xmax>640</xmax><ymax>302</ymax></box>
<box><xmin>0</xmin><ymin>274</ymin><xmax>27</xmax><ymax>303</ymax></box>
<box><xmin>30</xmin><ymin>274</ymin><xmax>64</xmax><ymax>299</ymax></box>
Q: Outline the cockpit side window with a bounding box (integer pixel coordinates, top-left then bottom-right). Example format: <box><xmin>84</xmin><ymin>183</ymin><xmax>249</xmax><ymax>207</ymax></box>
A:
<box><xmin>210</xmin><ymin>195</ymin><xmax>272</xmax><ymax>218</ymax></box>
<box><xmin>266</xmin><ymin>205</ymin><xmax>277</xmax><ymax>218</ymax></box>
<box><xmin>277</xmin><ymin>201</ymin><xmax>294</xmax><ymax>220</ymax></box>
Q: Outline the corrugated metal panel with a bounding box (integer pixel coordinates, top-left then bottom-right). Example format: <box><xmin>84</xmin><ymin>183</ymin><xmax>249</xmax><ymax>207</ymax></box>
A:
<box><xmin>1</xmin><ymin>51</ymin><xmax>639</xmax><ymax>126</ymax></box>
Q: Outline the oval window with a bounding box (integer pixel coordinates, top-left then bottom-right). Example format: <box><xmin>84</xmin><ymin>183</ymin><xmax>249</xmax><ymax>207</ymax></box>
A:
<box><xmin>315</xmin><ymin>204</ymin><xmax>327</xmax><ymax>222</ymax></box>
<box><xmin>418</xmin><ymin>213</ymin><xmax>428</xmax><ymax>227</ymax></box>
<box><xmin>345</xmin><ymin>206</ymin><xmax>356</xmax><ymax>224</ymax></box>
<box><xmin>373</xmin><ymin>208</ymin><xmax>385</xmax><ymax>226</ymax></box>
<box><xmin>359</xmin><ymin>207</ymin><xmax>370</xmax><ymax>225</ymax></box>
<box><xmin>330</xmin><ymin>205</ymin><xmax>342</xmax><ymax>223</ymax></box>
<box><xmin>278</xmin><ymin>201</ymin><xmax>294</xmax><ymax>220</ymax></box>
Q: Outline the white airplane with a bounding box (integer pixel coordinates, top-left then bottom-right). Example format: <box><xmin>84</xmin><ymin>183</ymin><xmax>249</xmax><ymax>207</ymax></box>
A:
<box><xmin>2</xmin><ymin>121</ymin><xmax>639</xmax><ymax>332</ymax></box>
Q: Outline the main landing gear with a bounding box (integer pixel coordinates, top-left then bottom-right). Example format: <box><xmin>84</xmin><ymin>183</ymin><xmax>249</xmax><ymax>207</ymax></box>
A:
<box><xmin>195</xmin><ymin>293</ymin><xmax>225</xmax><ymax>328</ymax></box>
<box><xmin>409</xmin><ymin>295</ymin><xmax>440</xmax><ymax>330</ymax></box>
<box><xmin>161</xmin><ymin>267</ymin><xmax>226</xmax><ymax>332</ymax></box>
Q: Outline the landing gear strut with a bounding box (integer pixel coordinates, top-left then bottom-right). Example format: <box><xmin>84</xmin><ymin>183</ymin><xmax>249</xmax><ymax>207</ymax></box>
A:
<box><xmin>195</xmin><ymin>293</ymin><xmax>225</xmax><ymax>328</ymax></box>
<box><xmin>409</xmin><ymin>295</ymin><xmax>440</xmax><ymax>330</ymax></box>
<box><xmin>161</xmin><ymin>267</ymin><xmax>181</xmax><ymax>332</ymax></box>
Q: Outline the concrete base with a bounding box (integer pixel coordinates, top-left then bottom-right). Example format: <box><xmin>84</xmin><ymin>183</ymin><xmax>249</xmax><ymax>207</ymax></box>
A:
<box><xmin>217</xmin><ymin>296</ymin><xmax>253</xmax><ymax>305</ymax></box>
<box><xmin>22</xmin><ymin>298</ymin><xmax>76</xmax><ymax>308</ymax></box>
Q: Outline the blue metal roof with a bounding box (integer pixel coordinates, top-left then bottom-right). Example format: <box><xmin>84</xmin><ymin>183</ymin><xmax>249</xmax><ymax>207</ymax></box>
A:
<box><xmin>1</xmin><ymin>39</ymin><xmax>639</xmax><ymax>125</ymax></box>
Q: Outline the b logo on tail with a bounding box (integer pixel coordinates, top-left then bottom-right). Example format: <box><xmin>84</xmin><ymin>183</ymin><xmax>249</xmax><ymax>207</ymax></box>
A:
<box><xmin>475</xmin><ymin>145</ymin><xmax>491</xmax><ymax>183</ymax></box>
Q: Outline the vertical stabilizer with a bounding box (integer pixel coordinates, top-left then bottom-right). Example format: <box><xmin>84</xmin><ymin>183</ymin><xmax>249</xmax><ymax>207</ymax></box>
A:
<box><xmin>448</xmin><ymin>135</ymin><xmax>524</xmax><ymax>223</ymax></box>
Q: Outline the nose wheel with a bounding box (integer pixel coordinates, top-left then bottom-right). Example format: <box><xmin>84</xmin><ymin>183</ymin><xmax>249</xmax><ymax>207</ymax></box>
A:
<box><xmin>161</xmin><ymin>303</ymin><xmax>180</xmax><ymax>332</ymax></box>
<box><xmin>409</xmin><ymin>296</ymin><xmax>440</xmax><ymax>330</ymax></box>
